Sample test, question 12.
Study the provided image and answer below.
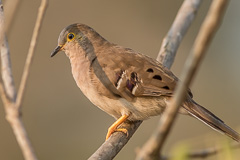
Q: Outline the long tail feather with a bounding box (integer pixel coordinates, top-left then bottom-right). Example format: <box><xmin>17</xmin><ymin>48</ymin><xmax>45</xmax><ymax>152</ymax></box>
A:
<box><xmin>183</xmin><ymin>99</ymin><xmax>240</xmax><ymax>142</ymax></box>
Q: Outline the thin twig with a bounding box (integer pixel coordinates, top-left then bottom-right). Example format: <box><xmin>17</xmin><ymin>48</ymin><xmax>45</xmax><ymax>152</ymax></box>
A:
<box><xmin>5</xmin><ymin>107</ymin><xmax>38</xmax><ymax>160</ymax></box>
<box><xmin>0</xmin><ymin>0</ymin><xmax>48</xmax><ymax>160</ymax></box>
<box><xmin>160</xmin><ymin>142</ymin><xmax>240</xmax><ymax>160</ymax></box>
<box><xmin>0</xmin><ymin>0</ymin><xmax>38</xmax><ymax>159</ymax></box>
<box><xmin>89</xmin><ymin>0</ymin><xmax>203</xmax><ymax>159</ymax></box>
<box><xmin>136</xmin><ymin>0</ymin><xmax>229</xmax><ymax>159</ymax></box>
<box><xmin>187</xmin><ymin>142</ymin><xmax>240</xmax><ymax>159</ymax></box>
<box><xmin>1</xmin><ymin>37</ymin><xmax>16</xmax><ymax>101</ymax></box>
<box><xmin>157</xmin><ymin>0</ymin><xmax>202</xmax><ymax>68</ymax></box>
<box><xmin>0</xmin><ymin>78</ymin><xmax>8</xmax><ymax>104</ymax></box>
<box><xmin>0</xmin><ymin>0</ymin><xmax>13</xmax><ymax>104</ymax></box>
<box><xmin>16</xmin><ymin>0</ymin><xmax>48</xmax><ymax>109</ymax></box>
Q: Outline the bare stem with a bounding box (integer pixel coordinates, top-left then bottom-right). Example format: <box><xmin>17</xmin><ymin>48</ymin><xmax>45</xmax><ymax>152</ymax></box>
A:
<box><xmin>0</xmin><ymin>0</ymin><xmax>48</xmax><ymax>160</ymax></box>
<box><xmin>0</xmin><ymin>0</ymin><xmax>16</xmax><ymax>103</ymax></box>
<box><xmin>157</xmin><ymin>0</ymin><xmax>202</xmax><ymax>67</ymax></box>
<box><xmin>161</xmin><ymin>142</ymin><xmax>240</xmax><ymax>160</ymax></box>
<box><xmin>187</xmin><ymin>143</ymin><xmax>239</xmax><ymax>159</ymax></box>
<box><xmin>1</xmin><ymin>37</ymin><xmax>16</xmax><ymax>101</ymax></box>
<box><xmin>6</xmin><ymin>106</ymin><xmax>38</xmax><ymax>160</ymax></box>
<box><xmin>16</xmin><ymin>0</ymin><xmax>48</xmax><ymax>109</ymax></box>
<box><xmin>88</xmin><ymin>121</ymin><xmax>142</xmax><ymax>160</ymax></box>
<box><xmin>136</xmin><ymin>0</ymin><xmax>229</xmax><ymax>159</ymax></box>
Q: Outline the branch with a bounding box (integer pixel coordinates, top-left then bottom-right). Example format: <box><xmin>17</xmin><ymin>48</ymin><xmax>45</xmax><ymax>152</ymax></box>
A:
<box><xmin>187</xmin><ymin>143</ymin><xmax>239</xmax><ymax>159</ymax></box>
<box><xmin>0</xmin><ymin>1</ymin><xmax>16</xmax><ymax>103</ymax></box>
<box><xmin>157</xmin><ymin>0</ymin><xmax>202</xmax><ymax>68</ymax></box>
<box><xmin>0</xmin><ymin>0</ymin><xmax>48</xmax><ymax>160</ymax></box>
<box><xmin>89</xmin><ymin>0</ymin><xmax>202</xmax><ymax>159</ymax></box>
<box><xmin>136</xmin><ymin>0</ymin><xmax>229</xmax><ymax>159</ymax></box>
<box><xmin>161</xmin><ymin>142</ymin><xmax>240</xmax><ymax>160</ymax></box>
<box><xmin>88</xmin><ymin>121</ymin><xmax>142</xmax><ymax>160</ymax></box>
<box><xmin>16</xmin><ymin>0</ymin><xmax>48</xmax><ymax>109</ymax></box>
<box><xmin>5</xmin><ymin>108</ymin><xmax>38</xmax><ymax>160</ymax></box>
<box><xmin>1</xmin><ymin>37</ymin><xmax>16</xmax><ymax>101</ymax></box>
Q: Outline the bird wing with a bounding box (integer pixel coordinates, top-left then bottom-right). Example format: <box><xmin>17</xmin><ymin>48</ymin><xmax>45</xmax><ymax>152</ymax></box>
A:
<box><xmin>96</xmin><ymin>45</ymin><xmax>192</xmax><ymax>101</ymax></box>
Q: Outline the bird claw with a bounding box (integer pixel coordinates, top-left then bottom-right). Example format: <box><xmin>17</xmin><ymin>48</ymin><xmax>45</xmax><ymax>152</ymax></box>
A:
<box><xmin>105</xmin><ymin>128</ymin><xmax>129</xmax><ymax>141</ymax></box>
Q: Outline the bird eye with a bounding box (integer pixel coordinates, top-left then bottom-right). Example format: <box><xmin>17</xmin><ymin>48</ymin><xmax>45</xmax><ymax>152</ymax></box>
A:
<box><xmin>67</xmin><ymin>33</ymin><xmax>75</xmax><ymax>41</ymax></box>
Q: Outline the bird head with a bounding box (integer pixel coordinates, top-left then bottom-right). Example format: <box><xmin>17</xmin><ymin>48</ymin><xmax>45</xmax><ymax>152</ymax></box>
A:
<box><xmin>51</xmin><ymin>23</ymin><xmax>104</xmax><ymax>58</ymax></box>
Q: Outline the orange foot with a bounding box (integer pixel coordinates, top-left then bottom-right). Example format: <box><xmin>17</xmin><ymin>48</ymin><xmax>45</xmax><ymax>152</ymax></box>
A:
<box><xmin>105</xmin><ymin>114</ymin><xmax>129</xmax><ymax>141</ymax></box>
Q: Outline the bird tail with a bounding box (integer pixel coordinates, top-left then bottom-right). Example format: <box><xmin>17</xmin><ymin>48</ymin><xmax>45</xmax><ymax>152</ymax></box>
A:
<box><xmin>183</xmin><ymin>99</ymin><xmax>240</xmax><ymax>142</ymax></box>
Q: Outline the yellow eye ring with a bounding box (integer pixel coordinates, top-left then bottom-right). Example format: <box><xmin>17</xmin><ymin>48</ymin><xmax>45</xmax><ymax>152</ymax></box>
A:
<box><xmin>67</xmin><ymin>32</ymin><xmax>75</xmax><ymax>41</ymax></box>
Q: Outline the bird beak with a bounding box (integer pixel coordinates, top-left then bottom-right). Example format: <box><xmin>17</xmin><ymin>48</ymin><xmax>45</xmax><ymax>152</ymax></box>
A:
<box><xmin>51</xmin><ymin>45</ymin><xmax>62</xmax><ymax>57</ymax></box>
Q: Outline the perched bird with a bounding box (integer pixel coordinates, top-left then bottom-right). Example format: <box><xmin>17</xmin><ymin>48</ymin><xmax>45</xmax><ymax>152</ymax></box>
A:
<box><xmin>51</xmin><ymin>23</ymin><xmax>240</xmax><ymax>142</ymax></box>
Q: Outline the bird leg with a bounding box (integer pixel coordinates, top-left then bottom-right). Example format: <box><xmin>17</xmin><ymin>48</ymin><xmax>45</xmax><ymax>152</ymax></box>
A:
<box><xmin>106</xmin><ymin>114</ymin><xmax>129</xmax><ymax>140</ymax></box>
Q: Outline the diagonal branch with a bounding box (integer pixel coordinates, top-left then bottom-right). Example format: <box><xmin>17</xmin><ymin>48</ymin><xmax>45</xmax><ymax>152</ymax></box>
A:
<box><xmin>1</xmin><ymin>37</ymin><xmax>16</xmax><ymax>101</ymax></box>
<box><xmin>0</xmin><ymin>0</ymin><xmax>16</xmax><ymax>104</ymax></box>
<box><xmin>0</xmin><ymin>0</ymin><xmax>21</xmax><ymax>101</ymax></box>
<box><xmin>157</xmin><ymin>0</ymin><xmax>202</xmax><ymax>68</ymax></box>
<box><xmin>88</xmin><ymin>121</ymin><xmax>142</xmax><ymax>160</ymax></box>
<box><xmin>136</xmin><ymin>0</ymin><xmax>230</xmax><ymax>159</ymax></box>
<box><xmin>161</xmin><ymin>142</ymin><xmax>240</xmax><ymax>160</ymax></box>
<box><xmin>186</xmin><ymin>142</ymin><xmax>240</xmax><ymax>159</ymax></box>
<box><xmin>89</xmin><ymin>0</ymin><xmax>202</xmax><ymax>159</ymax></box>
<box><xmin>15</xmin><ymin>0</ymin><xmax>48</xmax><ymax>109</ymax></box>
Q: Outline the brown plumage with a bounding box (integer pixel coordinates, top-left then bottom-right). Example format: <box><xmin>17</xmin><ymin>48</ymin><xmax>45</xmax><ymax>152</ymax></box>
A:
<box><xmin>51</xmin><ymin>23</ymin><xmax>240</xmax><ymax>141</ymax></box>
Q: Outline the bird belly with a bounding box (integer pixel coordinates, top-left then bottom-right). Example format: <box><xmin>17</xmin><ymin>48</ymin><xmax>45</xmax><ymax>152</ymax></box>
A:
<box><xmin>76</xmin><ymin>80</ymin><xmax>167</xmax><ymax>121</ymax></box>
<box><xmin>119</xmin><ymin>96</ymin><xmax>167</xmax><ymax>121</ymax></box>
<box><xmin>88</xmin><ymin>93</ymin><xmax>167</xmax><ymax>121</ymax></box>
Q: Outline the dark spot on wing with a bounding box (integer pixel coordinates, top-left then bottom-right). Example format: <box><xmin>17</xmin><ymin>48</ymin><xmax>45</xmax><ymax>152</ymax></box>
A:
<box><xmin>153</xmin><ymin>75</ymin><xmax>162</xmax><ymax>81</ymax></box>
<box><xmin>162</xmin><ymin>86</ymin><xmax>170</xmax><ymax>90</ymax></box>
<box><xmin>146</xmin><ymin>68</ymin><xmax>154</xmax><ymax>73</ymax></box>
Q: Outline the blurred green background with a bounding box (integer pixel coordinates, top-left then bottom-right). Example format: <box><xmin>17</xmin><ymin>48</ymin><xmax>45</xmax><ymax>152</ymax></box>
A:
<box><xmin>0</xmin><ymin>0</ymin><xmax>240</xmax><ymax>159</ymax></box>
